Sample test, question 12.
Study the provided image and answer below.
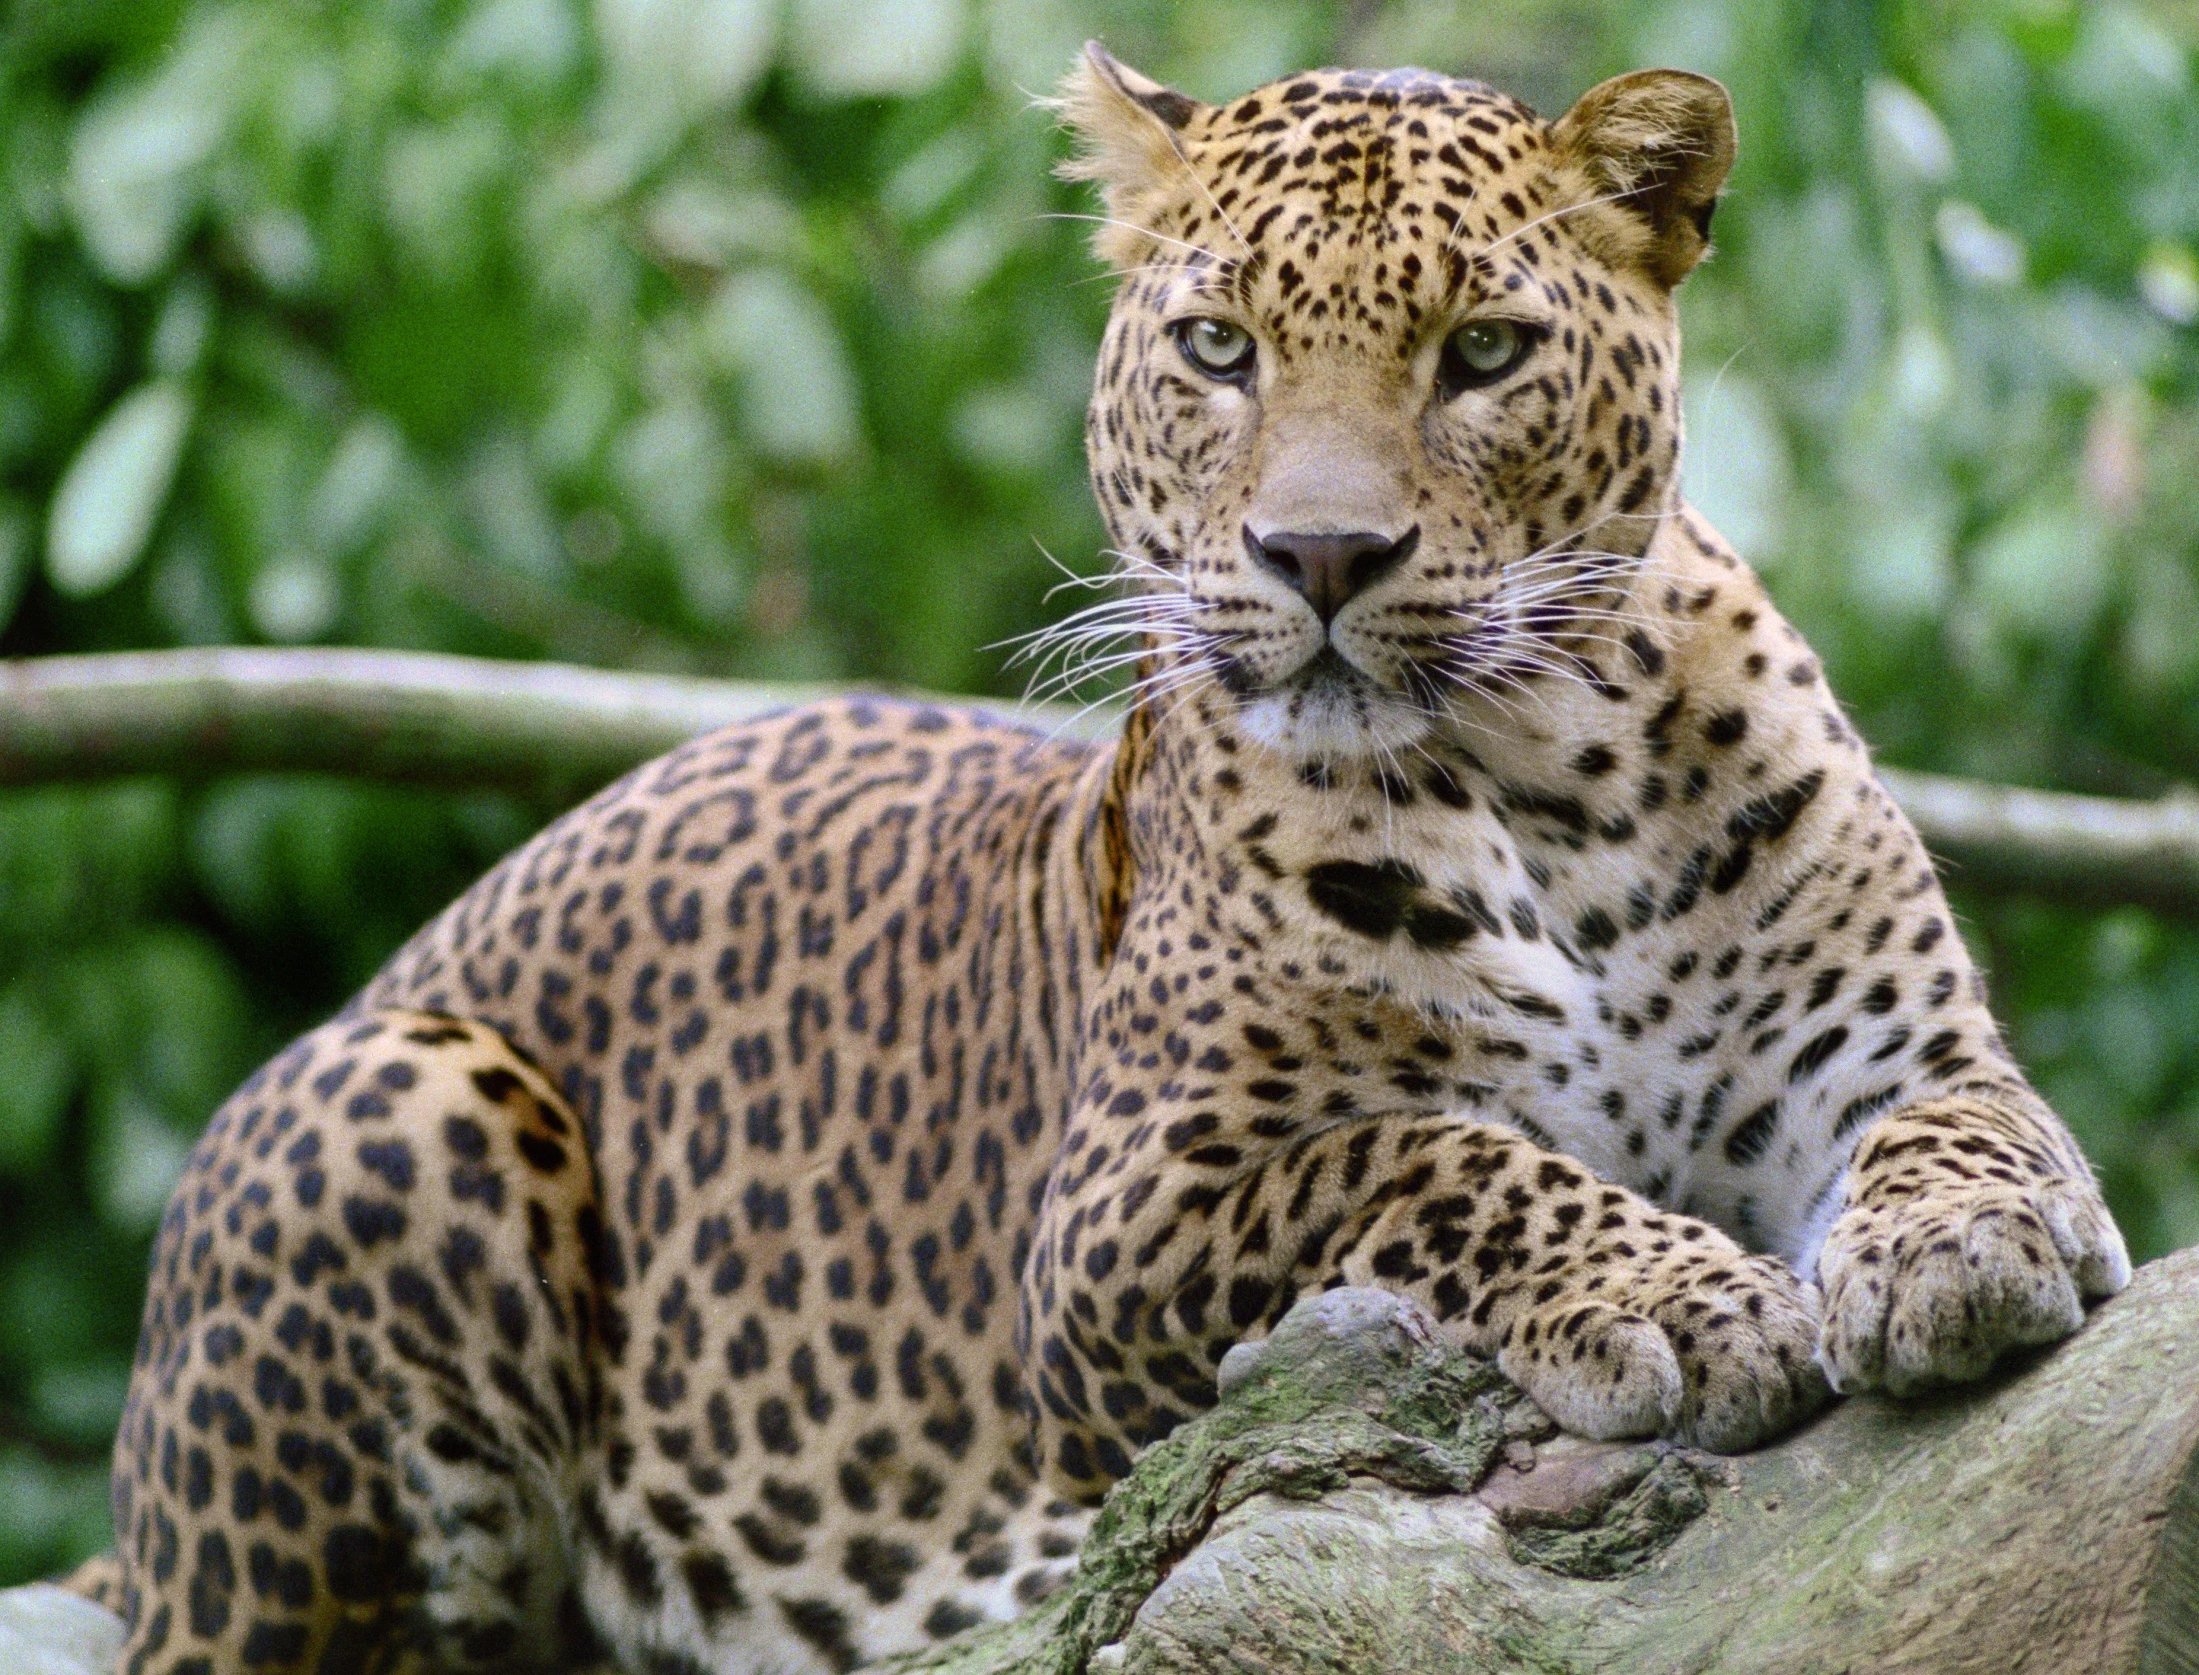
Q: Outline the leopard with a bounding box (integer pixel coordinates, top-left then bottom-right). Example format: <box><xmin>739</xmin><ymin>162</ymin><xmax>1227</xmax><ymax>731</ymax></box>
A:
<box><xmin>89</xmin><ymin>44</ymin><xmax>2130</xmax><ymax>1675</ymax></box>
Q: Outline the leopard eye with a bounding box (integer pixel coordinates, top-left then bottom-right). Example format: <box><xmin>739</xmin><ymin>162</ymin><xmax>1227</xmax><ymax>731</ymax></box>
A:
<box><xmin>1174</xmin><ymin>318</ymin><xmax>1256</xmax><ymax>381</ymax></box>
<box><xmin>1438</xmin><ymin>318</ymin><xmax>1535</xmax><ymax>398</ymax></box>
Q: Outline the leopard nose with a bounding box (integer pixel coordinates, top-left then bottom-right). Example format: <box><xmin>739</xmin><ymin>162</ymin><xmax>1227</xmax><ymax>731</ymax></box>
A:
<box><xmin>1243</xmin><ymin>524</ymin><xmax>1420</xmax><ymax>624</ymax></box>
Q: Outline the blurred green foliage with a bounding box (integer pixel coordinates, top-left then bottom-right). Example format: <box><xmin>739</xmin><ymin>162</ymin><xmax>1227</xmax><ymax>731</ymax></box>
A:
<box><xmin>1</xmin><ymin>0</ymin><xmax>2196</xmax><ymax>1586</ymax></box>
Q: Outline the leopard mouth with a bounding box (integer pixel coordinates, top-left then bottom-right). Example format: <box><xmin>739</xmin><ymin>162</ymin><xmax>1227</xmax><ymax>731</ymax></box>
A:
<box><xmin>1232</xmin><ymin>644</ymin><xmax>1436</xmax><ymax>759</ymax></box>
<box><xmin>1286</xmin><ymin>645</ymin><xmax>1366</xmax><ymax>696</ymax></box>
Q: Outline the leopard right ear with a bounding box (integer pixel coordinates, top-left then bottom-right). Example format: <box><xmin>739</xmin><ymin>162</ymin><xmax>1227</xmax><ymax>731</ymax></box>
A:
<box><xmin>1055</xmin><ymin>43</ymin><xmax>1206</xmax><ymax>268</ymax></box>
<box><xmin>1552</xmin><ymin>69</ymin><xmax>1736</xmax><ymax>287</ymax></box>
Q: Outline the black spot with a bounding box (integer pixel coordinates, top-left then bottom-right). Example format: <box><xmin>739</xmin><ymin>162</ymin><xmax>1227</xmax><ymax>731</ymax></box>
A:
<box><xmin>238</xmin><ymin>1621</ymin><xmax>309</xmax><ymax>1666</ymax></box>
<box><xmin>1726</xmin><ymin>769</ymin><xmax>1825</xmax><ymax>844</ymax></box>
<box><xmin>516</xmin><ymin>1130</ymin><xmax>568</xmax><ymax>1173</ymax></box>
<box><xmin>1305</xmin><ymin>858</ymin><xmax>1424</xmax><ymax>940</ymax></box>
<box><xmin>491</xmin><ymin>1283</ymin><xmax>531</xmax><ymax>1352</ymax></box>
<box><xmin>290</xmin><ymin>1230</ymin><xmax>345</xmax><ymax>1292</ymax></box>
<box><xmin>387</xmin><ymin>1266</ymin><xmax>458</xmax><ymax>1345</ymax></box>
<box><xmin>1704</xmin><ymin>709</ymin><xmax>1749</xmax><ymax>746</ymax></box>
<box><xmin>318</xmin><ymin>1521</ymin><xmax>387</xmax><ymax>1600</ymax></box>
<box><xmin>756</xmin><ymin>1397</ymin><xmax>798</xmax><ymax>1454</ymax></box>
<box><xmin>1787</xmin><ymin>1026</ymin><xmax>1850</xmax><ymax>1084</ymax></box>
<box><xmin>1500</xmin><ymin>785</ymin><xmax>1591</xmax><ymax>837</ymax></box>
<box><xmin>1572</xmin><ymin>744</ymin><xmax>1617</xmax><ymax>777</ymax></box>
<box><xmin>1228</xmin><ymin>1274</ymin><xmax>1274</xmax><ymax>1328</ymax></box>
<box><xmin>780</xmin><ymin>1597</ymin><xmax>860</xmax><ymax>1673</ymax></box>
<box><xmin>736</xmin><ymin>1511</ymin><xmax>807</xmax><ymax>1566</ymax></box>
<box><xmin>925</xmin><ymin>1598</ymin><xmax>985</xmax><ymax>1639</ymax></box>
<box><xmin>1403</xmin><ymin>902</ymin><xmax>1480</xmax><ymax>950</ymax></box>
<box><xmin>761</xmin><ymin>1477</ymin><xmax>821</xmax><ymax>1525</ymax></box>
<box><xmin>1708</xmin><ymin>843</ymin><xmax>1752</xmax><ymax>894</ymax></box>
<box><xmin>356</xmin><ymin>1139</ymin><xmax>415</xmax><ymax>1191</ymax></box>
<box><xmin>646</xmin><ymin>1490</ymin><xmax>697</xmax><ymax>1540</ymax></box>
<box><xmin>680</xmin><ymin>1549</ymin><xmax>746</xmax><ymax>1628</ymax></box>
<box><xmin>187</xmin><ymin>1531</ymin><xmax>235</xmax><ymax>1639</ymax></box>
<box><xmin>1723</xmin><ymin>1102</ymin><xmax>1780</xmax><ymax>1166</ymax></box>
<box><xmin>614</xmin><ymin>1529</ymin><xmax>662</xmax><ymax>1606</ymax></box>
<box><xmin>341</xmin><ymin>1196</ymin><xmax>406</xmax><ymax>1247</ymax></box>
<box><xmin>1574</xmin><ymin>907</ymin><xmax>1620</xmax><ymax>952</ymax></box>
<box><xmin>472</xmin><ymin>1067</ymin><xmax>525</xmax><ymax>1105</ymax></box>
<box><xmin>843</xmin><ymin>1534</ymin><xmax>921</xmax><ymax>1604</ymax></box>
<box><xmin>184</xmin><ymin>1446</ymin><xmax>214</xmax><ymax>1510</ymax></box>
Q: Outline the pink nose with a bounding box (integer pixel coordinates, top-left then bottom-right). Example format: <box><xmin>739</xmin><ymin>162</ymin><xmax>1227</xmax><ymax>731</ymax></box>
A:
<box><xmin>1243</xmin><ymin>524</ymin><xmax>1419</xmax><ymax>624</ymax></box>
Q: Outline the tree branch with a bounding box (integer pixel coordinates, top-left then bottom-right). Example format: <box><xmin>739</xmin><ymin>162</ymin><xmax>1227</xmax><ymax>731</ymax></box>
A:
<box><xmin>900</xmin><ymin>1256</ymin><xmax>2199</xmax><ymax>1675</ymax></box>
<box><xmin>4</xmin><ymin>648</ymin><xmax>2197</xmax><ymax>914</ymax></box>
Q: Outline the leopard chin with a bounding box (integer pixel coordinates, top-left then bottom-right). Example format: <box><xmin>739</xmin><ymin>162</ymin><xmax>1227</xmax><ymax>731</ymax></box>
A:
<box><xmin>1236</xmin><ymin>648</ymin><xmax>1437</xmax><ymax>764</ymax></box>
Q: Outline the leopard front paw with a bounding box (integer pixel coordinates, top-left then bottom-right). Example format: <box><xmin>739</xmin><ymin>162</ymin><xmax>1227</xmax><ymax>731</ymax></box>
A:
<box><xmin>1815</xmin><ymin>1174</ymin><xmax>2131</xmax><ymax>1397</ymax></box>
<box><xmin>1497</xmin><ymin>1251</ymin><xmax>1828</xmax><ymax>1453</ymax></box>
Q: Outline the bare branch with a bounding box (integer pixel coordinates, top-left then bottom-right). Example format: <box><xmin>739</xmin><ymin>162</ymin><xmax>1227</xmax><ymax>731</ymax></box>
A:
<box><xmin>3</xmin><ymin>649</ymin><xmax>2195</xmax><ymax>914</ymax></box>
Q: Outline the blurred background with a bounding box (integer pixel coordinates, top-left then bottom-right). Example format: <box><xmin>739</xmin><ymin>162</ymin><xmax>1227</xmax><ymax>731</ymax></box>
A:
<box><xmin>0</xmin><ymin>0</ymin><xmax>2196</xmax><ymax>1585</ymax></box>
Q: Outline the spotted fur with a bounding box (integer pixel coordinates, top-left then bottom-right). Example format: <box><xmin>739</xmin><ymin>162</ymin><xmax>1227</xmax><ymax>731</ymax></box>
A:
<box><xmin>101</xmin><ymin>48</ymin><xmax>2127</xmax><ymax>1673</ymax></box>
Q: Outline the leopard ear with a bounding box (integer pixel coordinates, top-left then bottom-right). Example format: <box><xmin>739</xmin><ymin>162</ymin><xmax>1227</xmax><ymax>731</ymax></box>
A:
<box><xmin>1055</xmin><ymin>43</ymin><xmax>1206</xmax><ymax>268</ymax></box>
<box><xmin>1551</xmin><ymin>70</ymin><xmax>1736</xmax><ymax>287</ymax></box>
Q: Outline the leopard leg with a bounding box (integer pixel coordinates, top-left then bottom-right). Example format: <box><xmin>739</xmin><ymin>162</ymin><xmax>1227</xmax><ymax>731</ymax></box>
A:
<box><xmin>1814</xmin><ymin>1091</ymin><xmax>2129</xmax><ymax>1396</ymax></box>
<box><xmin>111</xmin><ymin>1010</ymin><xmax>608</xmax><ymax>1675</ymax></box>
<box><xmin>1021</xmin><ymin>1104</ymin><xmax>1828</xmax><ymax>1503</ymax></box>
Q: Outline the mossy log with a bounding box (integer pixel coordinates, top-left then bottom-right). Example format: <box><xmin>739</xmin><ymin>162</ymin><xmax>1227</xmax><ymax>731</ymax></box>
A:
<box><xmin>10</xmin><ymin>1253</ymin><xmax>2198</xmax><ymax>1672</ymax></box>
<box><xmin>871</xmin><ymin>1248</ymin><xmax>2199</xmax><ymax>1675</ymax></box>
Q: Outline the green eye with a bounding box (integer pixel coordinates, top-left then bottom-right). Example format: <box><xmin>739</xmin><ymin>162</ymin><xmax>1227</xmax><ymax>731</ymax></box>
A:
<box><xmin>1438</xmin><ymin>318</ymin><xmax>1534</xmax><ymax>396</ymax></box>
<box><xmin>1175</xmin><ymin>318</ymin><xmax>1255</xmax><ymax>379</ymax></box>
<box><xmin>1456</xmin><ymin>320</ymin><xmax>1520</xmax><ymax>372</ymax></box>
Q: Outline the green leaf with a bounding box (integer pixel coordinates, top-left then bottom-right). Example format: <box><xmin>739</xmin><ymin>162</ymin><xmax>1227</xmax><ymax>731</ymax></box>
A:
<box><xmin>0</xmin><ymin>784</ymin><xmax>180</xmax><ymax>948</ymax></box>
<box><xmin>1680</xmin><ymin>372</ymin><xmax>1791</xmax><ymax>560</ymax></box>
<box><xmin>789</xmin><ymin>0</ymin><xmax>966</xmax><ymax>97</ymax></box>
<box><xmin>308</xmin><ymin>415</ymin><xmax>407</xmax><ymax>556</ymax></box>
<box><xmin>0</xmin><ymin>499</ymin><xmax>31</xmax><ymax>635</ymax></box>
<box><xmin>1966</xmin><ymin>496</ymin><xmax>2107</xmax><ymax>641</ymax></box>
<box><xmin>29</xmin><ymin>1363</ymin><xmax>129</xmax><ymax>1450</ymax></box>
<box><xmin>92</xmin><ymin>1088</ymin><xmax>193</xmax><ymax>1231</ymax></box>
<box><xmin>246</xmin><ymin>552</ymin><xmax>341</xmax><ymax>641</ymax></box>
<box><xmin>148</xmin><ymin>272</ymin><xmax>214</xmax><ymax>377</ymax></box>
<box><xmin>702</xmin><ymin>267</ymin><xmax>860</xmax><ymax>467</ymax></box>
<box><xmin>0</xmin><ymin>1448</ymin><xmax>112</xmax><ymax>1580</ymax></box>
<box><xmin>0</xmin><ymin>989</ymin><xmax>74</xmax><ymax>1176</ymax></box>
<box><xmin>44</xmin><ymin>379</ymin><xmax>194</xmax><ymax>597</ymax></box>
<box><xmin>611</xmin><ymin>399</ymin><xmax>733</xmax><ymax>543</ymax></box>
<box><xmin>598</xmin><ymin>0</ymin><xmax>779</xmax><ymax>108</ymax></box>
<box><xmin>64</xmin><ymin>8</ymin><xmax>263</xmax><ymax>284</ymax></box>
<box><xmin>53</xmin><ymin>928</ymin><xmax>249</xmax><ymax>1127</ymax></box>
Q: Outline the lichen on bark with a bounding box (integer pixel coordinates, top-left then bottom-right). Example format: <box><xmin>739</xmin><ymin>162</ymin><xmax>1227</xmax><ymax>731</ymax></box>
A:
<box><xmin>880</xmin><ymin>1289</ymin><xmax>1529</xmax><ymax>1675</ymax></box>
<box><xmin>1498</xmin><ymin>1450</ymin><xmax>1708</xmax><ymax>1579</ymax></box>
<box><xmin>883</xmin><ymin>1287</ymin><xmax>1707</xmax><ymax>1675</ymax></box>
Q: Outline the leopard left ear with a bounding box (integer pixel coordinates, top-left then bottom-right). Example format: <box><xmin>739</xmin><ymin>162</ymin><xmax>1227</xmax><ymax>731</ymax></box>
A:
<box><xmin>1055</xmin><ymin>43</ymin><xmax>1209</xmax><ymax>269</ymax></box>
<box><xmin>1552</xmin><ymin>70</ymin><xmax>1736</xmax><ymax>287</ymax></box>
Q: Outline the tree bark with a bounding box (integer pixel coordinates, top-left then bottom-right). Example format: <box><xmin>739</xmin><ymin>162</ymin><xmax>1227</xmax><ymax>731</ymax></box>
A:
<box><xmin>16</xmin><ymin>1250</ymin><xmax>2199</xmax><ymax>1674</ymax></box>
<box><xmin>5</xmin><ymin>648</ymin><xmax>2199</xmax><ymax>915</ymax></box>
<box><xmin>878</xmin><ymin>1249</ymin><xmax>2199</xmax><ymax>1675</ymax></box>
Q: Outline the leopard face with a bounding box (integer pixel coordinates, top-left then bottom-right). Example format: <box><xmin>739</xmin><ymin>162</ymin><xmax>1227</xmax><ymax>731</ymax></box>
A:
<box><xmin>1069</xmin><ymin>52</ymin><xmax>1732</xmax><ymax>762</ymax></box>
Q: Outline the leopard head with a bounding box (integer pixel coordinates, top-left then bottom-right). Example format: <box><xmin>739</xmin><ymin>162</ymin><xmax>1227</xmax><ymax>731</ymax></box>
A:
<box><xmin>1060</xmin><ymin>46</ymin><xmax>1734</xmax><ymax>762</ymax></box>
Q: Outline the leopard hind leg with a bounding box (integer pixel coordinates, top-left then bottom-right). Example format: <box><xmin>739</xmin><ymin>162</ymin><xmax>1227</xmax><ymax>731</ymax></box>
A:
<box><xmin>111</xmin><ymin>1010</ymin><xmax>610</xmax><ymax>1674</ymax></box>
